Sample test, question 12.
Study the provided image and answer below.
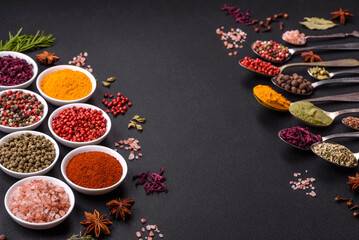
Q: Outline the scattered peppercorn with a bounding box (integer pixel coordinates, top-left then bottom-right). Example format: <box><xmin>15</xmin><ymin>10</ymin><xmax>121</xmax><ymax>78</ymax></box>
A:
<box><xmin>102</xmin><ymin>92</ymin><xmax>131</xmax><ymax>116</ymax></box>
<box><xmin>252</xmin><ymin>40</ymin><xmax>289</xmax><ymax>63</ymax></box>
<box><xmin>51</xmin><ymin>106</ymin><xmax>107</xmax><ymax>142</ymax></box>
<box><xmin>0</xmin><ymin>90</ymin><xmax>44</xmax><ymax>127</ymax></box>
<box><xmin>239</xmin><ymin>57</ymin><xmax>280</xmax><ymax>76</ymax></box>
<box><xmin>0</xmin><ymin>133</ymin><xmax>55</xmax><ymax>173</ymax></box>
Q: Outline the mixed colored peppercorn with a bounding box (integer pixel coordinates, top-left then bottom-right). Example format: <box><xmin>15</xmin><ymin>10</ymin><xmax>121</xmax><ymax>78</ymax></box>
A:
<box><xmin>240</xmin><ymin>57</ymin><xmax>280</xmax><ymax>76</ymax></box>
<box><xmin>51</xmin><ymin>106</ymin><xmax>107</xmax><ymax>142</ymax></box>
<box><xmin>0</xmin><ymin>90</ymin><xmax>44</xmax><ymax>127</ymax></box>
<box><xmin>102</xmin><ymin>92</ymin><xmax>132</xmax><ymax>116</ymax></box>
<box><xmin>252</xmin><ymin>40</ymin><xmax>289</xmax><ymax>63</ymax></box>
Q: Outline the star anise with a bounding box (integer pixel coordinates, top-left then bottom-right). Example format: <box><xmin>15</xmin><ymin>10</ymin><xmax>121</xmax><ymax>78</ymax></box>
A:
<box><xmin>300</xmin><ymin>51</ymin><xmax>322</xmax><ymax>63</ymax></box>
<box><xmin>106</xmin><ymin>197</ymin><xmax>135</xmax><ymax>221</ymax></box>
<box><xmin>80</xmin><ymin>209</ymin><xmax>112</xmax><ymax>238</ymax></box>
<box><xmin>331</xmin><ymin>8</ymin><xmax>354</xmax><ymax>25</ymax></box>
<box><xmin>36</xmin><ymin>51</ymin><xmax>60</xmax><ymax>65</ymax></box>
<box><xmin>347</xmin><ymin>173</ymin><xmax>359</xmax><ymax>191</ymax></box>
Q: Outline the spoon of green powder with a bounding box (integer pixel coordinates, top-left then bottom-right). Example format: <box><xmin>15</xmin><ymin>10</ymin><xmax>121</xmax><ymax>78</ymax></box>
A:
<box><xmin>289</xmin><ymin>101</ymin><xmax>359</xmax><ymax>127</ymax></box>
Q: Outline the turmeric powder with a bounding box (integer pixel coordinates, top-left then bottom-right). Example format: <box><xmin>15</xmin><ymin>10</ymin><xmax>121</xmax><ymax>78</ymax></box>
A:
<box><xmin>40</xmin><ymin>69</ymin><xmax>92</xmax><ymax>100</ymax></box>
<box><xmin>253</xmin><ymin>85</ymin><xmax>290</xmax><ymax>111</ymax></box>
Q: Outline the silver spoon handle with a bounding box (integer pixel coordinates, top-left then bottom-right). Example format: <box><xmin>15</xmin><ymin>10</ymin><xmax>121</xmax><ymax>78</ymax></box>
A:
<box><xmin>312</xmin><ymin>77</ymin><xmax>359</xmax><ymax>88</ymax></box>
<box><xmin>333</xmin><ymin>108</ymin><xmax>359</xmax><ymax>117</ymax></box>
<box><xmin>331</xmin><ymin>70</ymin><xmax>359</xmax><ymax>77</ymax></box>
<box><xmin>304</xmin><ymin>91</ymin><xmax>359</xmax><ymax>103</ymax></box>
<box><xmin>306</xmin><ymin>33</ymin><xmax>348</xmax><ymax>39</ymax></box>
<box><xmin>291</xmin><ymin>42</ymin><xmax>359</xmax><ymax>53</ymax></box>
<box><xmin>280</xmin><ymin>59</ymin><xmax>359</xmax><ymax>72</ymax></box>
<box><xmin>322</xmin><ymin>132</ymin><xmax>359</xmax><ymax>141</ymax></box>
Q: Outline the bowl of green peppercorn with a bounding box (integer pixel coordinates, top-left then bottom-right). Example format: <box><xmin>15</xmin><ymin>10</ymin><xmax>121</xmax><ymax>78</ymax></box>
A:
<box><xmin>0</xmin><ymin>130</ymin><xmax>60</xmax><ymax>179</ymax></box>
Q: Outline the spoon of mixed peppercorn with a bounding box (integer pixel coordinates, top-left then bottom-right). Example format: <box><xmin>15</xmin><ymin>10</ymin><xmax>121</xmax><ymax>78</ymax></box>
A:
<box><xmin>271</xmin><ymin>74</ymin><xmax>359</xmax><ymax>96</ymax></box>
<box><xmin>278</xmin><ymin>127</ymin><xmax>359</xmax><ymax>151</ymax></box>
<box><xmin>307</xmin><ymin>66</ymin><xmax>359</xmax><ymax>80</ymax></box>
<box><xmin>239</xmin><ymin>58</ymin><xmax>359</xmax><ymax>77</ymax></box>
<box><xmin>251</xmin><ymin>40</ymin><xmax>359</xmax><ymax>63</ymax></box>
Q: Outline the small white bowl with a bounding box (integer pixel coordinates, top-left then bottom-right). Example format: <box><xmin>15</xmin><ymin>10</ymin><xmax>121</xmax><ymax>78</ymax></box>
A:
<box><xmin>0</xmin><ymin>130</ymin><xmax>60</xmax><ymax>179</ymax></box>
<box><xmin>0</xmin><ymin>89</ymin><xmax>48</xmax><ymax>133</ymax></box>
<box><xmin>4</xmin><ymin>175</ymin><xmax>75</xmax><ymax>230</ymax></box>
<box><xmin>0</xmin><ymin>51</ymin><xmax>38</xmax><ymax>90</ymax></box>
<box><xmin>36</xmin><ymin>65</ymin><xmax>96</xmax><ymax>106</ymax></box>
<box><xmin>61</xmin><ymin>145</ymin><xmax>128</xmax><ymax>195</ymax></box>
<box><xmin>48</xmin><ymin>103</ymin><xmax>111</xmax><ymax>148</ymax></box>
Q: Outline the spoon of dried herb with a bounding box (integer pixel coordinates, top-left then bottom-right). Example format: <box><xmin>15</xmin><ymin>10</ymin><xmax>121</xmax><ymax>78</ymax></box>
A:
<box><xmin>311</xmin><ymin>141</ymin><xmax>358</xmax><ymax>168</ymax></box>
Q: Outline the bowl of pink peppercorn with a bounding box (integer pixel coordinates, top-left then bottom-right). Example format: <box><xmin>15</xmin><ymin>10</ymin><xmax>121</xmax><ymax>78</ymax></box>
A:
<box><xmin>0</xmin><ymin>51</ymin><xmax>38</xmax><ymax>90</ymax></box>
<box><xmin>48</xmin><ymin>103</ymin><xmax>111</xmax><ymax>148</ymax></box>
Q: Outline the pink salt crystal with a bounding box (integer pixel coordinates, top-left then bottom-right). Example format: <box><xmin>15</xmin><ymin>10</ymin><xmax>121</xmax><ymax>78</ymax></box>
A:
<box><xmin>159</xmin><ymin>233</ymin><xmax>164</xmax><ymax>238</ymax></box>
<box><xmin>142</xmin><ymin>227</ymin><xmax>146</xmax><ymax>232</ymax></box>
<box><xmin>146</xmin><ymin>225</ymin><xmax>151</xmax><ymax>230</ymax></box>
<box><xmin>136</xmin><ymin>231</ymin><xmax>141</xmax><ymax>238</ymax></box>
<box><xmin>148</xmin><ymin>237</ymin><xmax>152</xmax><ymax>240</ymax></box>
<box><xmin>129</xmin><ymin>153</ymin><xmax>135</xmax><ymax>160</ymax></box>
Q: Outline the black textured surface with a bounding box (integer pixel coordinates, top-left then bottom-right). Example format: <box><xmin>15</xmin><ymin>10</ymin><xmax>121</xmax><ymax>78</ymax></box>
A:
<box><xmin>1</xmin><ymin>0</ymin><xmax>359</xmax><ymax>239</ymax></box>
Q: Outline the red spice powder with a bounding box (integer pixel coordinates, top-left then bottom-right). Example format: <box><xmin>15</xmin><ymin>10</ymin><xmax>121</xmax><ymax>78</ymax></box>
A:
<box><xmin>66</xmin><ymin>151</ymin><xmax>123</xmax><ymax>189</ymax></box>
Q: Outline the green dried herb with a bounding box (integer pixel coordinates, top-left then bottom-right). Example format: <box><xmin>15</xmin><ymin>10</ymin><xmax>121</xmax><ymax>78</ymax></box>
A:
<box><xmin>299</xmin><ymin>17</ymin><xmax>337</xmax><ymax>30</ymax></box>
<box><xmin>0</xmin><ymin>28</ymin><xmax>55</xmax><ymax>52</ymax></box>
<box><xmin>107</xmin><ymin>77</ymin><xmax>116</xmax><ymax>82</ymax></box>
<box><xmin>67</xmin><ymin>232</ymin><xmax>94</xmax><ymax>240</ymax></box>
<box><xmin>312</xmin><ymin>142</ymin><xmax>357</xmax><ymax>167</ymax></box>
<box><xmin>102</xmin><ymin>81</ymin><xmax>111</xmax><ymax>87</ymax></box>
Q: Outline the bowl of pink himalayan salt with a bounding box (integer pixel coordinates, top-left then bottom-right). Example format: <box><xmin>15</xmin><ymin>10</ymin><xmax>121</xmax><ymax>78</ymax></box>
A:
<box><xmin>4</xmin><ymin>176</ymin><xmax>75</xmax><ymax>230</ymax></box>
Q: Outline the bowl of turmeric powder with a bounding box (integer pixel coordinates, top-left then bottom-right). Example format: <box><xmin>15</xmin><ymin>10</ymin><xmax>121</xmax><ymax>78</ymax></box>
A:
<box><xmin>36</xmin><ymin>65</ymin><xmax>96</xmax><ymax>106</ymax></box>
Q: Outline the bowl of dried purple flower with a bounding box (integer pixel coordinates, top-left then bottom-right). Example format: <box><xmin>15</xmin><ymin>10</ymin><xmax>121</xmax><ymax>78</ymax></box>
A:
<box><xmin>0</xmin><ymin>51</ymin><xmax>38</xmax><ymax>90</ymax></box>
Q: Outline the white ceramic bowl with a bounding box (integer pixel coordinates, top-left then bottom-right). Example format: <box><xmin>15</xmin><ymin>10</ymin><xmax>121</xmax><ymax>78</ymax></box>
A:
<box><xmin>0</xmin><ymin>130</ymin><xmax>60</xmax><ymax>179</ymax></box>
<box><xmin>36</xmin><ymin>65</ymin><xmax>96</xmax><ymax>106</ymax></box>
<box><xmin>4</xmin><ymin>175</ymin><xmax>75</xmax><ymax>230</ymax></box>
<box><xmin>0</xmin><ymin>89</ymin><xmax>48</xmax><ymax>133</ymax></box>
<box><xmin>48</xmin><ymin>103</ymin><xmax>111</xmax><ymax>148</ymax></box>
<box><xmin>0</xmin><ymin>51</ymin><xmax>38</xmax><ymax>90</ymax></box>
<box><xmin>61</xmin><ymin>145</ymin><xmax>128</xmax><ymax>195</ymax></box>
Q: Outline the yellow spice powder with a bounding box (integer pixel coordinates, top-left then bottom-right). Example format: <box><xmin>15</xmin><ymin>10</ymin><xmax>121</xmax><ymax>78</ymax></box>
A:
<box><xmin>253</xmin><ymin>85</ymin><xmax>291</xmax><ymax>111</ymax></box>
<box><xmin>40</xmin><ymin>69</ymin><xmax>92</xmax><ymax>100</ymax></box>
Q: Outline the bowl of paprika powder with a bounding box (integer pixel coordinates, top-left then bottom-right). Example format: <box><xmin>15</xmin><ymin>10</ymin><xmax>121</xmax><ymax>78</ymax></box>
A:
<box><xmin>61</xmin><ymin>145</ymin><xmax>128</xmax><ymax>195</ymax></box>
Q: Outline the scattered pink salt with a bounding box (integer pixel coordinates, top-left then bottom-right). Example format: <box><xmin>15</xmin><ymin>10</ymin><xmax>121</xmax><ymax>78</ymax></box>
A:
<box><xmin>8</xmin><ymin>179</ymin><xmax>70</xmax><ymax>223</ymax></box>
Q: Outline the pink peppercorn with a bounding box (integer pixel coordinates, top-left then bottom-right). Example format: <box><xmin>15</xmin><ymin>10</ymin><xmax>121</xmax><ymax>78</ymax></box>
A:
<box><xmin>51</xmin><ymin>106</ymin><xmax>107</xmax><ymax>142</ymax></box>
<box><xmin>240</xmin><ymin>57</ymin><xmax>280</xmax><ymax>76</ymax></box>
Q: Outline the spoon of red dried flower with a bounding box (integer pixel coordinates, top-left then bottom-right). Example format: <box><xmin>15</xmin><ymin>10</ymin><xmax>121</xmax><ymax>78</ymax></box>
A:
<box><xmin>251</xmin><ymin>40</ymin><xmax>359</xmax><ymax>63</ymax></box>
<box><xmin>278</xmin><ymin>127</ymin><xmax>359</xmax><ymax>151</ymax></box>
<box><xmin>239</xmin><ymin>58</ymin><xmax>359</xmax><ymax>77</ymax></box>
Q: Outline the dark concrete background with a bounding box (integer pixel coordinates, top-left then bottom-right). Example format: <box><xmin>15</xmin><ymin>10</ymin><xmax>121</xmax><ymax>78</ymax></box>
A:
<box><xmin>1</xmin><ymin>0</ymin><xmax>359</xmax><ymax>239</ymax></box>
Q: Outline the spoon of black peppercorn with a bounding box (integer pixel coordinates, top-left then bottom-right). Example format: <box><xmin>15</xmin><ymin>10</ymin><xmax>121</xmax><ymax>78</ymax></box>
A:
<box><xmin>251</xmin><ymin>41</ymin><xmax>359</xmax><ymax>64</ymax></box>
<box><xmin>271</xmin><ymin>75</ymin><xmax>359</xmax><ymax>96</ymax></box>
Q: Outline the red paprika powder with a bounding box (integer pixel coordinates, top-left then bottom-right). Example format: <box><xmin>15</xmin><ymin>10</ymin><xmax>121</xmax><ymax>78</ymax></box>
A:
<box><xmin>66</xmin><ymin>151</ymin><xmax>123</xmax><ymax>189</ymax></box>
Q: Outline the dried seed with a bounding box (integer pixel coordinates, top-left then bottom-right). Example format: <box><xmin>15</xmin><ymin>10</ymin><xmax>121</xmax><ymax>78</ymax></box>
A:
<box><xmin>133</xmin><ymin>115</ymin><xmax>140</xmax><ymax>120</ymax></box>
<box><xmin>102</xmin><ymin>81</ymin><xmax>111</xmax><ymax>87</ymax></box>
<box><xmin>107</xmin><ymin>77</ymin><xmax>116</xmax><ymax>82</ymax></box>
<box><xmin>136</xmin><ymin>124</ymin><xmax>143</xmax><ymax>131</ymax></box>
<box><xmin>136</xmin><ymin>118</ymin><xmax>146</xmax><ymax>123</ymax></box>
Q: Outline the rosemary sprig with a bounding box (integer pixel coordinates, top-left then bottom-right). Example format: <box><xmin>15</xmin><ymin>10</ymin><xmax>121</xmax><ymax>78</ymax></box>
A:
<box><xmin>67</xmin><ymin>232</ymin><xmax>94</xmax><ymax>240</ymax></box>
<box><xmin>0</xmin><ymin>28</ymin><xmax>55</xmax><ymax>52</ymax></box>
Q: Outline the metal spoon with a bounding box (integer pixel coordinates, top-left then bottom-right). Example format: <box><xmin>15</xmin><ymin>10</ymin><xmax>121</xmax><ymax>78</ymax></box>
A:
<box><xmin>310</xmin><ymin>141</ymin><xmax>358</xmax><ymax>168</ymax></box>
<box><xmin>307</xmin><ymin>67</ymin><xmax>359</xmax><ymax>80</ymax></box>
<box><xmin>290</xmin><ymin>105</ymin><xmax>359</xmax><ymax>127</ymax></box>
<box><xmin>254</xmin><ymin>91</ymin><xmax>359</xmax><ymax>112</ymax></box>
<box><xmin>239</xmin><ymin>58</ymin><xmax>359</xmax><ymax>77</ymax></box>
<box><xmin>271</xmin><ymin>76</ymin><xmax>359</xmax><ymax>96</ymax></box>
<box><xmin>251</xmin><ymin>42</ymin><xmax>359</xmax><ymax>63</ymax></box>
<box><xmin>278</xmin><ymin>130</ymin><xmax>359</xmax><ymax>151</ymax></box>
<box><xmin>282</xmin><ymin>30</ymin><xmax>359</xmax><ymax>46</ymax></box>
